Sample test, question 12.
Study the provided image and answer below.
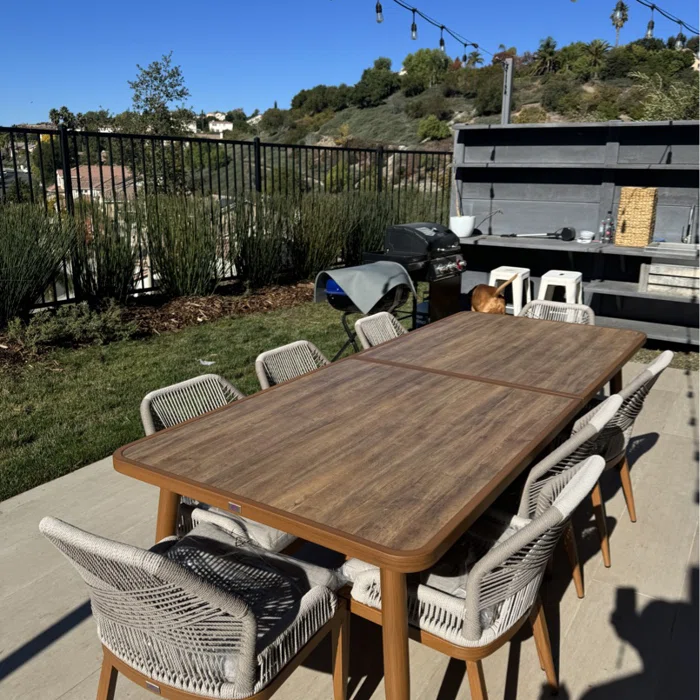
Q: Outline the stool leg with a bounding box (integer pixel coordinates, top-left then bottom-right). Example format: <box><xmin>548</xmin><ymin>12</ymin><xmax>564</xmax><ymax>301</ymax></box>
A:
<box><xmin>511</xmin><ymin>276</ymin><xmax>523</xmax><ymax>316</ymax></box>
<box><xmin>577</xmin><ymin>282</ymin><xmax>583</xmax><ymax>304</ymax></box>
<box><xmin>526</xmin><ymin>276</ymin><xmax>532</xmax><ymax>303</ymax></box>
<box><xmin>537</xmin><ymin>280</ymin><xmax>548</xmax><ymax>301</ymax></box>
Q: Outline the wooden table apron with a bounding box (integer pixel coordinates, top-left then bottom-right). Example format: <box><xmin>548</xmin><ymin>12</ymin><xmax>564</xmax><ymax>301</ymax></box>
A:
<box><xmin>113</xmin><ymin>312</ymin><xmax>645</xmax><ymax>700</ymax></box>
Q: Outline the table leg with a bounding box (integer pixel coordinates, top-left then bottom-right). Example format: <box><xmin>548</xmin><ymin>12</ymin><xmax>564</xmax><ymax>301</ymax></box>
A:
<box><xmin>380</xmin><ymin>568</ymin><xmax>410</xmax><ymax>700</ymax></box>
<box><xmin>155</xmin><ymin>488</ymin><xmax>180</xmax><ymax>542</ymax></box>
<box><xmin>610</xmin><ymin>369</ymin><xmax>623</xmax><ymax>395</ymax></box>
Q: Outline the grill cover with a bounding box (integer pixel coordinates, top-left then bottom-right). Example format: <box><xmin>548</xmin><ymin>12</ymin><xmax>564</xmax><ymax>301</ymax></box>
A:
<box><xmin>314</xmin><ymin>261</ymin><xmax>416</xmax><ymax>315</ymax></box>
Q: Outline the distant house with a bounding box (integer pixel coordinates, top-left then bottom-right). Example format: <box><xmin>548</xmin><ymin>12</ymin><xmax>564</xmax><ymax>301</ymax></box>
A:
<box><xmin>246</xmin><ymin>114</ymin><xmax>263</xmax><ymax>126</ymax></box>
<box><xmin>209</xmin><ymin>121</ymin><xmax>234</xmax><ymax>134</ymax></box>
<box><xmin>206</xmin><ymin>112</ymin><xmax>227</xmax><ymax>121</ymax></box>
<box><xmin>49</xmin><ymin>165</ymin><xmax>136</xmax><ymax>202</ymax></box>
<box><xmin>183</xmin><ymin>120</ymin><xmax>197</xmax><ymax>134</ymax></box>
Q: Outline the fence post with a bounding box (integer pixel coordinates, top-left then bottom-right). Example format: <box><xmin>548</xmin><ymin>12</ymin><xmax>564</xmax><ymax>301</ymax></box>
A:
<box><xmin>253</xmin><ymin>137</ymin><xmax>262</xmax><ymax>192</ymax></box>
<box><xmin>58</xmin><ymin>125</ymin><xmax>74</xmax><ymax>215</ymax></box>
<box><xmin>376</xmin><ymin>145</ymin><xmax>384</xmax><ymax>193</ymax></box>
<box><xmin>500</xmin><ymin>57</ymin><xmax>514</xmax><ymax>125</ymax></box>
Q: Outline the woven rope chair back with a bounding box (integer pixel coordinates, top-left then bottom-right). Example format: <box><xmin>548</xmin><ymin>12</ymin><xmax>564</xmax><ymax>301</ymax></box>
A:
<box><xmin>140</xmin><ymin>374</ymin><xmax>245</xmax><ymax>435</ymax></box>
<box><xmin>518</xmin><ymin>394</ymin><xmax>622</xmax><ymax>519</ymax></box>
<box><xmin>39</xmin><ymin>516</ymin><xmax>258</xmax><ymax>698</ymax></box>
<box><xmin>463</xmin><ymin>456</ymin><xmax>605</xmax><ymax>642</ymax></box>
<box><xmin>255</xmin><ymin>340</ymin><xmax>329</xmax><ymax>390</ymax></box>
<box><xmin>606</xmin><ymin>350</ymin><xmax>673</xmax><ymax>439</ymax></box>
<box><xmin>354</xmin><ymin>312</ymin><xmax>407</xmax><ymax>350</ymax></box>
<box><xmin>520</xmin><ymin>300</ymin><xmax>595</xmax><ymax>325</ymax></box>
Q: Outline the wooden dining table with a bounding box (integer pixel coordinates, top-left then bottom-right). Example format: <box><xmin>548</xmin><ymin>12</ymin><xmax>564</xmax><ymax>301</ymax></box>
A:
<box><xmin>113</xmin><ymin>311</ymin><xmax>645</xmax><ymax>700</ymax></box>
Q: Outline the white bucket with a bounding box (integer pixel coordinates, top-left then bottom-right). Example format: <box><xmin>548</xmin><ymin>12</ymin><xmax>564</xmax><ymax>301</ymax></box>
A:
<box><xmin>450</xmin><ymin>215</ymin><xmax>476</xmax><ymax>240</ymax></box>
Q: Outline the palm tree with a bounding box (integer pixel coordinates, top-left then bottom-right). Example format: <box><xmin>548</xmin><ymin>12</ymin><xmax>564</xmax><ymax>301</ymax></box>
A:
<box><xmin>611</xmin><ymin>1</ymin><xmax>629</xmax><ymax>47</ymax></box>
<box><xmin>586</xmin><ymin>39</ymin><xmax>611</xmax><ymax>78</ymax></box>
<box><xmin>533</xmin><ymin>37</ymin><xmax>559</xmax><ymax>75</ymax></box>
<box><xmin>466</xmin><ymin>50</ymin><xmax>484</xmax><ymax>67</ymax></box>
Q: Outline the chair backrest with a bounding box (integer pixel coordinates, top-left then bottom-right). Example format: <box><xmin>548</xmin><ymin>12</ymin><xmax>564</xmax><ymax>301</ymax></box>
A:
<box><xmin>140</xmin><ymin>374</ymin><xmax>244</xmax><ymax>435</ymax></box>
<box><xmin>518</xmin><ymin>394</ymin><xmax>622</xmax><ymax>519</ymax></box>
<box><xmin>520</xmin><ymin>300</ymin><xmax>595</xmax><ymax>325</ymax></box>
<box><xmin>255</xmin><ymin>340</ymin><xmax>329</xmax><ymax>390</ymax></box>
<box><xmin>354</xmin><ymin>312</ymin><xmax>407</xmax><ymax>350</ymax></box>
<box><xmin>39</xmin><ymin>516</ymin><xmax>258</xmax><ymax>697</ymax></box>
<box><xmin>462</xmin><ymin>455</ymin><xmax>605</xmax><ymax>642</ymax></box>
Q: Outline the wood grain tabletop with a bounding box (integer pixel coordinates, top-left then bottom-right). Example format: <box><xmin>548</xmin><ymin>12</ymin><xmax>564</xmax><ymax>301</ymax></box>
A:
<box><xmin>115</xmin><ymin>358</ymin><xmax>580</xmax><ymax>570</ymax></box>
<box><xmin>356</xmin><ymin>312</ymin><xmax>645</xmax><ymax>401</ymax></box>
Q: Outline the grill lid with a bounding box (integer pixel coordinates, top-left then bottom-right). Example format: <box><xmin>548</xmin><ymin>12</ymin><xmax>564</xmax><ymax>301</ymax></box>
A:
<box><xmin>384</xmin><ymin>222</ymin><xmax>460</xmax><ymax>258</ymax></box>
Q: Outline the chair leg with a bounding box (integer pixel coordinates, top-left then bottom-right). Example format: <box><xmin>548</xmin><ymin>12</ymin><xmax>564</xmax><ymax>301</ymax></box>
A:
<box><xmin>563</xmin><ymin>520</ymin><xmax>584</xmax><ymax>599</ymax></box>
<box><xmin>591</xmin><ymin>481</ymin><xmax>611</xmax><ymax>568</ymax></box>
<box><xmin>466</xmin><ymin>660</ymin><xmax>488</xmax><ymax>700</ymax></box>
<box><xmin>331</xmin><ymin>605</ymin><xmax>349</xmax><ymax>700</ymax></box>
<box><xmin>530</xmin><ymin>597</ymin><xmax>558</xmax><ymax>692</ymax></box>
<box><xmin>618</xmin><ymin>456</ymin><xmax>637</xmax><ymax>523</ymax></box>
<box><xmin>96</xmin><ymin>655</ymin><xmax>118</xmax><ymax>700</ymax></box>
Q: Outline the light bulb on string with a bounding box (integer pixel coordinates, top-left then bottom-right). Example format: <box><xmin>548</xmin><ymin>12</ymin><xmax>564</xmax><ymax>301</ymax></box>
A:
<box><xmin>376</xmin><ymin>1</ymin><xmax>383</xmax><ymax>23</ymax></box>
<box><xmin>462</xmin><ymin>43</ymin><xmax>468</xmax><ymax>66</ymax></box>
<box><xmin>646</xmin><ymin>5</ymin><xmax>655</xmax><ymax>39</ymax></box>
<box><xmin>411</xmin><ymin>10</ymin><xmax>417</xmax><ymax>39</ymax></box>
<box><xmin>675</xmin><ymin>22</ymin><xmax>686</xmax><ymax>50</ymax></box>
<box><xmin>439</xmin><ymin>26</ymin><xmax>445</xmax><ymax>52</ymax></box>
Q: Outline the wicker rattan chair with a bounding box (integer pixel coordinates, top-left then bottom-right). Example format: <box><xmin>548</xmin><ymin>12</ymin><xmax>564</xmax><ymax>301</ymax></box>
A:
<box><xmin>140</xmin><ymin>375</ymin><xmax>295</xmax><ymax>553</ymax></box>
<box><xmin>573</xmin><ymin>350</ymin><xmax>674</xmax><ymax>526</ymax></box>
<box><xmin>354</xmin><ymin>312</ymin><xmax>407</xmax><ymax>350</ymax></box>
<box><xmin>40</xmin><ymin>513</ymin><xmax>348</xmax><ymax>700</ymax></box>
<box><xmin>255</xmin><ymin>340</ymin><xmax>329</xmax><ymax>390</ymax></box>
<box><xmin>519</xmin><ymin>299</ymin><xmax>595</xmax><ymax>325</ymax></box>
<box><xmin>341</xmin><ymin>455</ymin><xmax>606</xmax><ymax>700</ymax></box>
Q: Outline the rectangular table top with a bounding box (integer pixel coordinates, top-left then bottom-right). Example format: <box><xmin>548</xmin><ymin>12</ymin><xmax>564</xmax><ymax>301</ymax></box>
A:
<box><xmin>357</xmin><ymin>312</ymin><xmax>645</xmax><ymax>401</ymax></box>
<box><xmin>114</xmin><ymin>312</ymin><xmax>644</xmax><ymax>572</ymax></box>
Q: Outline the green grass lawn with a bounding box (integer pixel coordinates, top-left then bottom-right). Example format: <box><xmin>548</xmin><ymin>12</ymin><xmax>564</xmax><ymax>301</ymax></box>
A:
<box><xmin>0</xmin><ymin>302</ymin><xmax>355</xmax><ymax>502</ymax></box>
<box><xmin>0</xmin><ymin>300</ymin><xmax>696</xmax><ymax>502</ymax></box>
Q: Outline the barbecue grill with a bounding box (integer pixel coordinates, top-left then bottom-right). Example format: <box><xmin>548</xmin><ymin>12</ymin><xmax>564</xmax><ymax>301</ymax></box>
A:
<box><xmin>315</xmin><ymin>261</ymin><xmax>415</xmax><ymax>360</ymax></box>
<box><xmin>363</xmin><ymin>222</ymin><xmax>466</xmax><ymax>322</ymax></box>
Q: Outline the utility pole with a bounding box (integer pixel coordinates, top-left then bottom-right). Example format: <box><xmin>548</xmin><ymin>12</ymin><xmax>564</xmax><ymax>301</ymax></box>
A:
<box><xmin>501</xmin><ymin>57</ymin><xmax>514</xmax><ymax>125</ymax></box>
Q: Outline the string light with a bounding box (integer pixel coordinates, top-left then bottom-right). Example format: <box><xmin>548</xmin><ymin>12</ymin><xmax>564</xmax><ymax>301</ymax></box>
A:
<box><xmin>376</xmin><ymin>1</ymin><xmax>383</xmax><ymax>23</ymax></box>
<box><xmin>675</xmin><ymin>22</ymin><xmax>686</xmax><ymax>50</ymax></box>
<box><xmin>645</xmin><ymin>4</ymin><xmax>655</xmax><ymax>38</ymax></box>
<box><xmin>374</xmin><ymin>0</ymin><xmax>495</xmax><ymax>57</ymax></box>
<box><xmin>632</xmin><ymin>0</ymin><xmax>697</xmax><ymax>36</ymax></box>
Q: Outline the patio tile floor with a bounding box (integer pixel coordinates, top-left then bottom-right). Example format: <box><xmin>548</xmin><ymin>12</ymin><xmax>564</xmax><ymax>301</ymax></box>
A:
<box><xmin>1</xmin><ymin>362</ymin><xmax>697</xmax><ymax>700</ymax></box>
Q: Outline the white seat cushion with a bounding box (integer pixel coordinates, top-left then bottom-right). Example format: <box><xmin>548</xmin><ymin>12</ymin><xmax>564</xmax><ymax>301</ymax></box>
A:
<box><xmin>192</xmin><ymin>505</ymin><xmax>297</xmax><ymax>553</ymax></box>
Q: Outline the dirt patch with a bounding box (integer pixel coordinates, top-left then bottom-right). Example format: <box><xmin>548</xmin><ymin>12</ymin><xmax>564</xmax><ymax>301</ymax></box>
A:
<box><xmin>0</xmin><ymin>282</ymin><xmax>314</xmax><ymax>368</ymax></box>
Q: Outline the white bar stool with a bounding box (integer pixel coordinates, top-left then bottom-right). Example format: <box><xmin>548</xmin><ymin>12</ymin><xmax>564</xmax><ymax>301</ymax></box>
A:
<box><xmin>488</xmin><ymin>266</ymin><xmax>531</xmax><ymax>316</ymax></box>
<box><xmin>537</xmin><ymin>269</ymin><xmax>583</xmax><ymax>304</ymax></box>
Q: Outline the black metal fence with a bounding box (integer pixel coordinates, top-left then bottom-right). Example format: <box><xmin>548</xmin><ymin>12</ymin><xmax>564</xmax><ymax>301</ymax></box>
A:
<box><xmin>0</xmin><ymin>125</ymin><xmax>452</xmax><ymax>304</ymax></box>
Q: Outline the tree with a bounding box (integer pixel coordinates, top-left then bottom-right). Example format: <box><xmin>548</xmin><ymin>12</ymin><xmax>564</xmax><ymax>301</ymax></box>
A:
<box><xmin>49</xmin><ymin>106</ymin><xmax>82</xmax><ymax>129</ymax></box>
<box><xmin>351</xmin><ymin>58</ymin><xmax>400</xmax><ymax>108</ymax></box>
<box><xmin>688</xmin><ymin>35</ymin><xmax>700</xmax><ymax>53</ymax></box>
<box><xmin>586</xmin><ymin>39</ymin><xmax>611</xmax><ymax>78</ymax></box>
<box><xmin>225</xmin><ymin>109</ymin><xmax>247</xmax><ymax>123</ymax></box>
<box><xmin>466</xmin><ymin>50</ymin><xmax>484</xmax><ymax>68</ymax></box>
<box><xmin>611</xmin><ymin>1</ymin><xmax>629</xmax><ymax>47</ymax></box>
<box><xmin>128</xmin><ymin>51</ymin><xmax>191</xmax><ymax>135</ymax></box>
<box><xmin>402</xmin><ymin>49</ymin><xmax>450</xmax><ymax>87</ymax></box>
<box><xmin>630</xmin><ymin>71</ymin><xmax>699</xmax><ymax>119</ymax></box>
<box><xmin>260</xmin><ymin>107</ymin><xmax>289</xmax><ymax>133</ymax></box>
<box><xmin>533</xmin><ymin>37</ymin><xmax>559</xmax><ymax>75</ymax></box>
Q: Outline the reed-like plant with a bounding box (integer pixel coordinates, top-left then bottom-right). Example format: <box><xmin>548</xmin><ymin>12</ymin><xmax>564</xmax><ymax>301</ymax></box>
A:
<box><xmin>72</xmin><ymin>203</ymin><xmax>140</xmax><ymax>304</ymax></box>
<box><xmin>0</xmin><ymin>203</ymin><xmax>76</xmax><ymax>326</ymax></box>
<box><xmin>144</xmin><ymin>195</ymin><xmax>220</xmax><ymax>297</ymax></box>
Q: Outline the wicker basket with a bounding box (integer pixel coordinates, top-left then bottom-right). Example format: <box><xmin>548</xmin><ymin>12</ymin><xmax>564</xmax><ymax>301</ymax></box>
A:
<box><xmin>615</xmin><ymin>187</ymin><xmax>658</xmax><ymax>247</ymax></box>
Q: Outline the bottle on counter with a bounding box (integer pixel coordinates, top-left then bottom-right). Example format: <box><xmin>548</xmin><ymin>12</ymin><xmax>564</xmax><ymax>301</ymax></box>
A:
<box><xmin>602</xmin><ymin>210</ymin><xmax>615</xmax><ymax>243</ymax></box>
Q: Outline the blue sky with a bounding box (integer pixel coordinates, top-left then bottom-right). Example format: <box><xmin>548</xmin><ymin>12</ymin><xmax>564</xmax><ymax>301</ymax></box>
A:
<box><xmin>1</xmin><ymin>0</ymin><xmax>697</xmax><ymax>125</ymax></box>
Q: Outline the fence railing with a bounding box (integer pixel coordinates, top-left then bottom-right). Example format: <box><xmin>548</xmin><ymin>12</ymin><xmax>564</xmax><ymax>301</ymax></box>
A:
<box><xmin>0</xmin><ymin>125</ymin><xmax>452</xmax><ymax>305</ymax></box>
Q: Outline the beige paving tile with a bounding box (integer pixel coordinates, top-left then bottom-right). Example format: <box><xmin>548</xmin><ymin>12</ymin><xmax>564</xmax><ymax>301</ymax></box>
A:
<box><xmin>661</xmin><ymin>390</ymin><xmax>699</xmax><ymax>439</ymax></box>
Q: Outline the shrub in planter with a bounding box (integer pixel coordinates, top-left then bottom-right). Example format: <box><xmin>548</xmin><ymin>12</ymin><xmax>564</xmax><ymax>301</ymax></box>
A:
<box><xmin>0</xmin><ymin>203</ymin><xmax>76</xmax><ymax>327</ymax></box>
<box><xmin>73</xmin><ymin>204</ymin><xmax>139</xmax><ymax>304</ymax></box>
<box><xmin>145</xmin><ymin>195</ymin><xmax>220</xmax><ymax>297</ymax></box>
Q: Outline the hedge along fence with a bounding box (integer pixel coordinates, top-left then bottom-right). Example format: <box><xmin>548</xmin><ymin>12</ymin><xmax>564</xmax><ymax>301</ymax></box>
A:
<box><xmin>0</xmin><ymin>188</ymin><xmax>445</xmax><ymax>325</ymax></box>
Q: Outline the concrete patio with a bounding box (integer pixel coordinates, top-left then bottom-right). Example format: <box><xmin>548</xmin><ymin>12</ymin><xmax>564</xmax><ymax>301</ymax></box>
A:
<box><xmin>1</xmin><ymin>360</ymin><xmax>697</xmax><ymax>700</ymax></box>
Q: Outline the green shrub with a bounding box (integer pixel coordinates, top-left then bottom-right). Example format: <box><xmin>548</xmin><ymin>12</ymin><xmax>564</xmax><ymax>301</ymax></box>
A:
<box><xmin>514</xmin><ymin>105</ymin><xmax>547</xmax><ymax>123</ymax></box>
<box><xmin>417</xmin><ymin>115</ymin><xmax>451</xmax><ymax>141</ymax></box>
<box><xmin>231</xmin><ymin>193</ymin><xmax>292</xmax><ymax>289</ymax></box>
<box><xmin>0</xmin><ymin>203</ymin><xmax>76</xmax><ymax>327</ymax></box>
<box><xmin>541</xmin><ymin>77</ymin><xmax>581</xmax><ymax>113</ymax></box>
<box><xmin>73</xmin><ymin>204</ymin><xmax>139</xmax><ymax>304</ymax></box>
<box><xmin>145</xmin><ymin>195</ymin><xmax>220</xmax><ymax>297</ymax></box>
<box><xmin>402</xmin><ymin>74</ymin><xmax>428</xmax><ymax>97</ymax></box>
<box><xmin>473</xmin><ymin>67</ymin><xmax>513</xmax><ymax>116</ymax></box>
<box><xmin>6</xmin><ymin>301</ymin><xmax>137</xmax><ymax>351</ymax></box>
<box><xmin>404</xmin><ymin>94</ymin><xmax>453</xmax><ymax>121</ymax></box>
<box><xmin>630</xmin><ymin>72</ymin><xmax>700</xmax><ymax>120</ymax></box>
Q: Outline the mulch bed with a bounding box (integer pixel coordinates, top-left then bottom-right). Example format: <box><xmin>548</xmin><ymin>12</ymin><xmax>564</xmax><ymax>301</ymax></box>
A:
<box><xmin>0</xmin><ymin>282</ymin><xmax>314</xmax><ymax>368</ymax></box>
